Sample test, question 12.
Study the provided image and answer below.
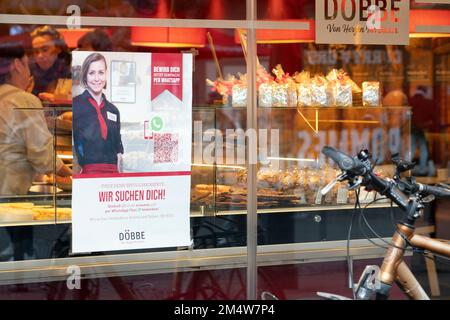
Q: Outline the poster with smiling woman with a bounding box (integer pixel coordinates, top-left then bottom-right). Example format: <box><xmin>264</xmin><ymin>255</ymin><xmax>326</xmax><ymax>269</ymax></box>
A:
<box><xmin>71</xmin><ymin>51</ymin><xmax>192</xmax><ymax>253</ymax></box>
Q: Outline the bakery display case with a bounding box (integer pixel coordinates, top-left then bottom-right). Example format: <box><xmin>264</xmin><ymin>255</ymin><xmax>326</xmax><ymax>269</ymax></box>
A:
<box><xmin>191</xmin><ymin>106</ymin><xmax>411</xmax><ymax>211</ymax></box>
<box><xmin>0</xmin><ymin>104</ymin><xmax>73</xmax><ymax>228</ymax></box>
<box><xmin>0</xmin><ymin>102</ymin><xmax>411</xmax><ymax>231</ymax></box>
<box><xmin>189</xmin><ymin>60</ymin><xmax>413</xmax><ymax>250</ymax></box>
<box><xmin>187</xmin><ymin>104</ymin><xmax>412</xmax><ymax>248</ymax></box>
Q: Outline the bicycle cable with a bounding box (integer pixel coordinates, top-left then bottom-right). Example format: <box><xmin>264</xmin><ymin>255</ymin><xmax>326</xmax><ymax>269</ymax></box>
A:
<box><xmin>389</xmin><ymin>199</ymin><xmax>397</xmax><ymax>229</ymax></box>
<box><xmin>352</xmin><ymin>157</ymin><xmax>417</xmax><ymax>252</ymax></box>
<box><xmin>357</xmin><ymin>197</ymin><xmax>402</xmax><ymax>250</ymax></box>
<box><xmin>357</xmin><ymin>197</ymin><xmax>450</xmax><ymax>265</ymax></box>
<box><xmin>361</xmin><ymin>207</ymin><xmax>450</xmax><ymax>265</ymax></box>
<box><xmin>347</xmin><ymin>188</ymin><xmax>359</xmax><ymax>300</ymax></box>
<box><xmin>358</xmin><ymin>197</ymin><xmax>423</xmax><ymax>252</ymax></box>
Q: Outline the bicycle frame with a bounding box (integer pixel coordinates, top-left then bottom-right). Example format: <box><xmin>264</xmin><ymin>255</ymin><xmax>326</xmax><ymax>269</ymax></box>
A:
<box><xmin>376</xmin><ymin>223</ymin><xmax>450</xmax><ymax>300</ymax></box>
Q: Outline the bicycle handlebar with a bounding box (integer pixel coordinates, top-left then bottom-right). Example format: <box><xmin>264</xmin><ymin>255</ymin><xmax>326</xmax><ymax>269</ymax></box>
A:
<box><xmin>321</xmin><ymin>146</ymin><xmax>450</xmax><ymax>210</ymax></box>
<box><xmin>417</xmin><ymin>183</ymin><xmax>450</xmax><ymax>198</ymax></box>
<box><xmin>322</xmin><ymin>146</ymin><xmax>367</xmax><ymax>175</ymax></box>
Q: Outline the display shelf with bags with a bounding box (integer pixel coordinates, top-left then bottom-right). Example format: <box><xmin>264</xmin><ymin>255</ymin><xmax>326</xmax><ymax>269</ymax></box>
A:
<box><xmin>191</xmin><ymin>105</ymin><xmax>412</xmax><ymax>216</ymax></box>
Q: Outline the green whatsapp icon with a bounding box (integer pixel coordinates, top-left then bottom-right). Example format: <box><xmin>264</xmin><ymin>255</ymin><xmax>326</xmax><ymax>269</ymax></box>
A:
<box><xmin>151</xmin><ymin>116</ymin><xmax>163</xmax><ymax>131</ymax></box>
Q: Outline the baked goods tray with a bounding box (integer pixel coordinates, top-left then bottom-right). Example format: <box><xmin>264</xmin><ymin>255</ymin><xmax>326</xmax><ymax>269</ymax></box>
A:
<box><xmin>0</xmin><ymin>197</ymin><xmax>72</xmax><ymax>227</ymax></box>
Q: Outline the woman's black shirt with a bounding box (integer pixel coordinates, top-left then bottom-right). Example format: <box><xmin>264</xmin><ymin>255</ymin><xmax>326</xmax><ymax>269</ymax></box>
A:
<box><xmin>73</xmin><ymin>90</ymin><xmax>124</xmax><ymax>166</ymax></box>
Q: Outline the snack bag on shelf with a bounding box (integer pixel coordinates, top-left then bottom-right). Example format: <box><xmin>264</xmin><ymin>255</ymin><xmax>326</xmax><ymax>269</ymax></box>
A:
<box><xmin>272</xmin><ymin>82</ymin><xmax>288</xmax><ymax>107</ymax></box>
<box><xmin>257</xmin><ymin>167</ymin><xmax>282</xmax><ymax>190</ymax></box>
<box><xmin>232</xmin><ymin>84</ymin><xmax>247</xmax><ymax>107</ymax></box>
<box><xmin>206</xmin><ymin>75</ymin><xmax>234</xmax><ymax>106</ymax></box>
<box><xmin>328</xmin><ymin>69</ymin><xmax>361</xmax><ymax>94</ymax></box>
<box><xmin>237</xmin><ymin>168</ymin><xmax>247</xmax><ymax>184</ymax></box>
<box><xmin>311</xmin><ymin>75</ymin><xmax>330</xmax><ymax>107</ymax></box>
<box><xmin>294</xmin><ymin>71</ymin><xmax>312</xmax><ymax>107</ymax></box>
<box><xmin>258</xmin><ymin>82</ymin><xmax>273</xmax><ymax>108</ymax></box>
<box><xmin>287</xmin><ymin>78</ymin><xmax>298</xmax><ymax>107</ymax></box>
<box><xmin>272</xmin><ymin>64</ymin><xmax>289</xmax><ymax>107</ymax></box>
<box><xmin>295</xmin><ymin>167</ymin><xmax>305</xmax><ymax>189</ymax></box>
<box><xmin>257</xmin><ymin>65</ymin><xmax>274</xmax><ymax>107</ymax></box>
<box><xmin>349</xmin><ymin>77</ymin><xmax>362</xmax><ymax>106</ymax></box>
<box><xmin>336</xmin><ymin>182</ymin><xmax>350</xmax><ymax>204</ymax></box>
<box><xmin>323</xmin><ymin>167</ymin><xmax>340</xmax><ymax>204</ymax></box>
<box><xmin>362</xmin><ymin>81</ymin><xmax>381</xmax><ymax>107</ymax></box>
<box><xmin>335</xmin><ymin>82</ymin><xmax>353</xmax><ymax>107</ymax></box>
<box><xmin>326</xmin><ymin>69</ymin><xmax>352</xmax><ymax>107</ymax></box>
<box><xmin>230</xmin><ymin>73</ymin><xmax>247</xmax><ymax>107</ymax></box>
<box><xmin>280</xmin><ymin>169</ymin><xmax>296</xmax><ymax>191</ymax></box>
<box><xmin>301</xmin><ymin>167</ymin><xmax>316</xmax><ymax>203</ymax></box>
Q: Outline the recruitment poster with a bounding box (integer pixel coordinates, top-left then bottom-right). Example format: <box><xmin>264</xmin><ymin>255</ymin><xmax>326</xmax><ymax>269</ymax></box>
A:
<box><xmin>71</xmin><ymin>51</ymin><xmax>192</xmax><ymax>253</ymax></box>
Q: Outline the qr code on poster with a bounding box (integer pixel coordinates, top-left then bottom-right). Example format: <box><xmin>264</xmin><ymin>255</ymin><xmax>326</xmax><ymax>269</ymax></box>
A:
<box><xmin>154</xmin><ymin>133</ymin><xmax>179</xmax><ymax>163</ymax></box>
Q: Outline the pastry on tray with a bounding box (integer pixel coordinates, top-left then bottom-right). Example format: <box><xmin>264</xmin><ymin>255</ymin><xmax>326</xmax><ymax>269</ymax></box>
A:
<box><xmin>31</xmin><ymin>206</ymin><xmax>71</xmax><ymax>221</ymax></box>
<box><xmin>44</xmin><ymin>174</ymin><xmax>72</xmax><ymax>191</ymax></box>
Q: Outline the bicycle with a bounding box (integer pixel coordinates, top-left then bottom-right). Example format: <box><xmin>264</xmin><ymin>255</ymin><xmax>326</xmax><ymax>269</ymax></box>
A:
<box><xmin>263</xmin><ymin>146</ymin><xmax>450</xmax><ymax>300</ymax></box>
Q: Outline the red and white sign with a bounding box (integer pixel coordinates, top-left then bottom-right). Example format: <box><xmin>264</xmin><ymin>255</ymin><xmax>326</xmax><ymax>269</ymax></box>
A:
<box><xmin>71</xmin><ymin>51</ymin><xmax>192</xmax><ymax>253</ymax></box>
<box><xmin>315</xmin><ymin>0</ymin><xmax>410</xmax><ymax>45</ymax></box>
<box><xmin>151</xmin><ymin>53</ymin><xmax>183</xmax><ymax>101</ymax></box>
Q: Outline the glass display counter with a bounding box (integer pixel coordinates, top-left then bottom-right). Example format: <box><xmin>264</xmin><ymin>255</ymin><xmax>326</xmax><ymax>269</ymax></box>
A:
<box><xmin>0</xmin><ymin>105</ymin><xmax>411</xmax><ymax>258</ymax></box>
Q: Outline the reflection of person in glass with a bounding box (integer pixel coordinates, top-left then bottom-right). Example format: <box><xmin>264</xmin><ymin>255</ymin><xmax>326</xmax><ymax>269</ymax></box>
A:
<box><xmin>73</xmin><ymin>53</ymin><xmax>124</xmax><ymax>174</ymax></box>
<box><xmin>29</xmin><ymin>26</ymin><xmax>71</xmax><ymax>100</ymax></box>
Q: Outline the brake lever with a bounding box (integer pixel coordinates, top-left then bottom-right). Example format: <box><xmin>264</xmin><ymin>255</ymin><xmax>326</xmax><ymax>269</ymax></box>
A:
<box><xmin>437</xmin><ymin>183</ymin><xmax>450</xmax><ymax>190</ymax></box>
<box><xmin>421</xmin><ymin>194</ymin><xmax>435</xmax><ymax>203</ymax></box>
<box><xmin>321</xmin><ymin>172</ymin><xmax>348</xmax><ymax>196</ymax></box>
<box><xmin>348</xmin><ymin>177</ymin><xmax>363</xmax><ymax>190</ymax></box>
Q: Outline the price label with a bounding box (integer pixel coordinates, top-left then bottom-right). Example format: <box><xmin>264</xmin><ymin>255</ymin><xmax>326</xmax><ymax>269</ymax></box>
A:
<box><xmin>315</xmin><ymin>188</ymin><xmax>323</xmax><ymax>205</ymax></box>
<box><xmin>359</xmin><ymin>189</ymin><xmax>375</xmax><ymax>204</ymax></box>
<box><xmin>294</xmin><ymin>189</ymin><xmax>307</xmax><ymax>204</ymax></box>
<box><xmin>337</xmin><ymin>188</ymin><xmax>349</xmax><ymax>204</ymax></box>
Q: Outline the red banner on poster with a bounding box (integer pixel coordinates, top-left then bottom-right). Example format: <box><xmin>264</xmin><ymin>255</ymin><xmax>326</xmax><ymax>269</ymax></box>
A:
<box><xmin>151</xmin><ymin>53</ymin><xmax>183</xmax><ymax>101</ymax></box>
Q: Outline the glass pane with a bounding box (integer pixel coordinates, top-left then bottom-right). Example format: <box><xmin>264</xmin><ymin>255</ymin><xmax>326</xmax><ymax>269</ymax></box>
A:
<box><xmin>0</xmin><ymin>23</ymin><xmax>249</xmax><ymax>299</ymax></box>
<box><xmin>0</xmin><ymin>91</ymin><xmax>61</xmax><ymax>261</ymax></box>
<box><xmin>252</xmin><ymin>28</ymin><xmax>450</xmax><ymax>300</ymax></box>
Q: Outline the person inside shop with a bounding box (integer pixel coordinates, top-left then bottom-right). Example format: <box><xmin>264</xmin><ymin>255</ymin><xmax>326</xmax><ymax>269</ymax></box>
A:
<box><xmin>29</xmin><ymin>25</ymin><xmax>72</xmax><ymax>101</ymax></box>
<box><xmin>73</xmin><ymin>52</ymin><xmax>124</xmax><ymax>174</ymax></box>
<box><xmin>409</xmin><ymin>86</ymin><xmax>436</xmax><ymax>176</ymax></box>
<box><xmin>382</xmin><ymin>88</ymin><xmax>434</xmax><ymax>176</ymax></box>
<box><xmin>0</xmin><ymin>41</ymin><xmax>72</xmax><ymax>261</ymax></box>
<box><xmin>77</xmin><ymin>29</ymin><xmax>113</xmax><ymax>52</ymax></box>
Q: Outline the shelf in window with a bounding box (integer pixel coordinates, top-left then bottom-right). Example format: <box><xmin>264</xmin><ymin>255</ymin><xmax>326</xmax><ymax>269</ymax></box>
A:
<box><xmin>206</xmin><ymin>105</ymin><xmax>412</xmax><ymax>110</ymax></box>
<box><xmin>0</xmin><ymin>219</ymin><xmax>71</xmax><ymax>228</ymax></box>
<box><xmin>216</xmin><ymin>202</ymin><xmax>397</xmax><ymax>216</ymax></box>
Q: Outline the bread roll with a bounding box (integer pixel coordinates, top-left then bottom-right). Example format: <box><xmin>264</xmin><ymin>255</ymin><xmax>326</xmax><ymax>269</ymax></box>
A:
<box><xmin>61</xmin><ymin>111</ymin><xmax>72</xmax><ymax>121</ymax></box>
<box><xmin>44</xmin><ymin>174</ymin><xmax>72</xmax><ymax>191</ymax></box>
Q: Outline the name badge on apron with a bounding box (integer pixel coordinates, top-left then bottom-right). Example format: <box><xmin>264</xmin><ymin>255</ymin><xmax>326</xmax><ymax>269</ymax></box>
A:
<box><xmin>107</xmin><ymin>111</ymin><xmax>117</xmax><ymax>122</ymax></box>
